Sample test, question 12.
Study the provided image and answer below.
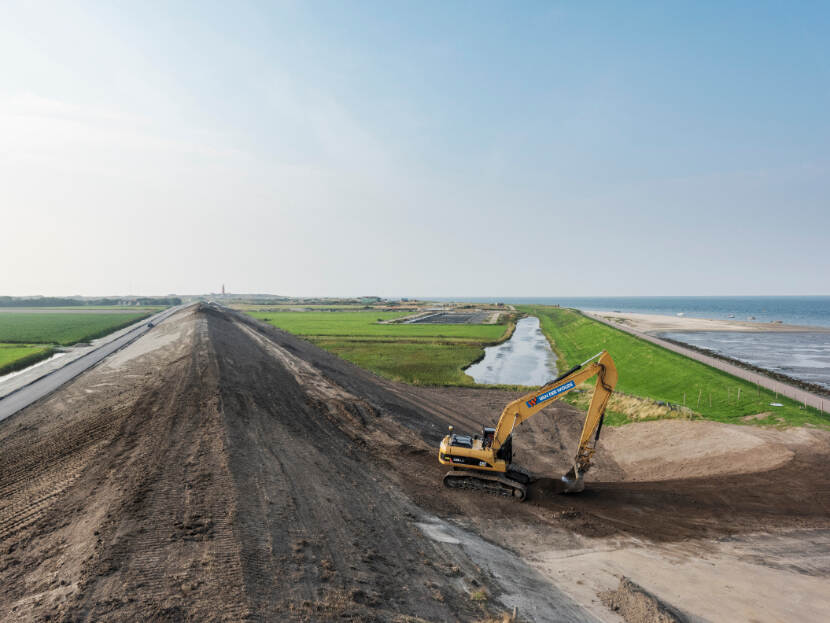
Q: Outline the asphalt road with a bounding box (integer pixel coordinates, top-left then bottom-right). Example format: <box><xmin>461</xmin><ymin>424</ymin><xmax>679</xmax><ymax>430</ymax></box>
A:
<box><xmin>0</xmin><ymin>305</ymin><xmax>185</xmax><ymax>424</ymax></box>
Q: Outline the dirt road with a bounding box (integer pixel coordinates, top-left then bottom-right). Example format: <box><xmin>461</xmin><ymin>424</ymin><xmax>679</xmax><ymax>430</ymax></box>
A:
<box><xmin>1</xmin><ymin>304</ymin><xmax>829</xmax><ymax>622</ymax></box>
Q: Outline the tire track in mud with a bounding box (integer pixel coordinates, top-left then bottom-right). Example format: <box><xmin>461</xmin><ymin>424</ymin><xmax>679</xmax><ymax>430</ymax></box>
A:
<box><xmin>227</xmin><ymin>306</ymin><xmax>830</xmax><ymax>543</ymax></box>
<box><xmin>1</xmin><ymin>305</ymin><xmax>520</xmax><ymax>622</ymax></box>
<box><xmin>0</xmin><ymin>309</ymin><xmax>251</xmax><ymax>621</ymax></box>
<box><xmin>3</xmin><ymin>304</ymin><xmax>829</xmax><ymax>622</ymax></box>
<box><xmin>61</xmin><ymin>313</ymin><xmax>250</xmax><ymax>622</ymax></box>
<box><xmin>206</xmin><ymin>305</ymin><xmax>505</xmax><ymax>621</ymax></box>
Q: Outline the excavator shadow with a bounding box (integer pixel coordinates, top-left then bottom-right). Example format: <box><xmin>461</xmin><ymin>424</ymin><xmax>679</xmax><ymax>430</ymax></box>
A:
<box><xmin>518</xmin><ymin>448</ymin><xmax>830</xmax><ymax>542</ymax></box>
<box><xmin>527</xmin><ymin>476</ymin><xmax>603</xmax><ymax>499</ymax></box>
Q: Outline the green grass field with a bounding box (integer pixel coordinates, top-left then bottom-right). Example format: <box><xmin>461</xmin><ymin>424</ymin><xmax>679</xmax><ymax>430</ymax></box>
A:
<box><xmin>249</xmin><ymin>311</ymin><xmax>513</xmax><ymax>385</ymax></box>
<box><xmin>312</xmin><ymin>339</ymin><xmax>486</xmax><ymax>385</ymax></box>
<box><xmin>0</xmin><ymin>312</ymin><xmax>152</xmax><ymax>346</ymax></box>
<box><xmin>520</xmin><ymin>305</ymin><xmax>830</xmax><ymax>428</ymax></box>
<box><xmin>0</xmin><ymin>344</ymin><xmax>55</xmax><ymax>375</ymax></box>
<box><xmin>2</xmin><ymin>306</ymin><xmax>165</xmax><ymax>312</ymax></box>
<box><xmin>234</xmin><ymin>304</ymin><xmax>375</xmax><ymax>311</ymax></box>
<box><xmin>248</xmin><ymin>311</ymin><xmax>506</xmax><ymax>340</ymax></box>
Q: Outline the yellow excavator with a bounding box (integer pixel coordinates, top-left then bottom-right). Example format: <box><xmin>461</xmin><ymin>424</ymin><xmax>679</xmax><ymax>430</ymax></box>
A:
<box><xmin>438</xmin><ymin>350</ymin><xmax>617</xmax><ymax>501</ymax></box>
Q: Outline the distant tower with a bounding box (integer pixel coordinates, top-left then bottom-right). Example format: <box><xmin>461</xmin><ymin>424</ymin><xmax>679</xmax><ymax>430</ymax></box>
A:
<box><xmin>222</xmin><ymin>284</ymin><xmax>225</xmax><ymax>296</ymax></box>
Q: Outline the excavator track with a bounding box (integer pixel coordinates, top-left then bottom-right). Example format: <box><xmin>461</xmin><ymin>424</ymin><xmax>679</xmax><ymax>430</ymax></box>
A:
<box><xmin>443</xmin><ymin>469</ymin><xmax>527</xmax><ymax>502</ymax></box>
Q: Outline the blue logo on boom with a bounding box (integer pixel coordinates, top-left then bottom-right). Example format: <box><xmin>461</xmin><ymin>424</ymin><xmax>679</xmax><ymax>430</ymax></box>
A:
<box><xmin>526</xmin><ymin>380</ymin><xmax>575</xmax><ymax>408</ymax></box>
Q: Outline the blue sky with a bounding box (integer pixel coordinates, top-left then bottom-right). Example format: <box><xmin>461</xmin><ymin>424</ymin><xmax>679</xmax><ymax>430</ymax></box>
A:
<box><xmin>1</xmin><ymin>1</ymin><xmax>828</xmax><ymax>296</ymax></box>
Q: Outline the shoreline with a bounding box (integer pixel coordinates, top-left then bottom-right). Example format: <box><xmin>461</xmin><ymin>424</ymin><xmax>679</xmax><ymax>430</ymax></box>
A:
<box><xmin>584</xmin><ymin>310</ymin><xmax>830</xmax><ymax>334</ymax></box>
<box><xmin>659</xmin><ymin>336</ymin><xmax>830</xmax><ymax>399</ymax></box>
<box><xmin>582</xmin><ymin>311</ymin><xmax>830</xmax><ymax>414</ymax></box>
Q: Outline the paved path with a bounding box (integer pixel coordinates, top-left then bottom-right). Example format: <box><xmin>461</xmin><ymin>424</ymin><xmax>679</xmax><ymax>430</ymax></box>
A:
<box><xmin>0</xmin><ymin>305</ymin><xmax>185</xmax><ymax>423</ymax></box>
<box><xmin>584</xmin><ymin>311</ymin><xmax>830</xmax><ymax>415</ymax></box>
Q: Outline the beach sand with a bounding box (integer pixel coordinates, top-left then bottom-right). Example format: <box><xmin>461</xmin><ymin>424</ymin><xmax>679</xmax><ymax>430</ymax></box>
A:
<box><xmin>585</xmin><ymin>310</ymin><xmax>830</xmax><ymax>334</ymax></box>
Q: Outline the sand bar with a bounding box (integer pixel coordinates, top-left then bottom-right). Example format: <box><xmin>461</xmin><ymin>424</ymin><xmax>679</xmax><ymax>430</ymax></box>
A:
<box><xmin>585</xmin><ymin>310</ymin><xmax>830</xmax><ymax>334</ymax></box>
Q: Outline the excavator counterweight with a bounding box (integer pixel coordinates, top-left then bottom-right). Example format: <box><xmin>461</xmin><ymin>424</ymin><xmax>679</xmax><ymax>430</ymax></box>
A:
<box><xmin>438</xmin><ymin>350</ymin><xmax>617</xmax><ymax>501</ymax></box>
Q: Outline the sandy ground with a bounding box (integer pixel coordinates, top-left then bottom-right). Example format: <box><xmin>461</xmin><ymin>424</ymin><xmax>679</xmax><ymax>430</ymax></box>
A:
<box><xmin>585</xmin><ymin>310</ymin><xmax>830</xmax><ymax>334</ymax></box>
<box><xmin>1</xmin><ymin>305</ymin><xmax>829</xmax><ymax>622</ymax></box>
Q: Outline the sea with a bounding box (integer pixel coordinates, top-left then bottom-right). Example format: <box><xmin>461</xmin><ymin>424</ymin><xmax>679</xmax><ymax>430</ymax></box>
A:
<box><xmin>433</xmin><ymin>296</ymin><xmax>830</xmax><ymax>390</ymax></box>
<box><xmin>432</xmin><ymin>296</ymin><xmax>830</xmax><ymax>328</ymax></box>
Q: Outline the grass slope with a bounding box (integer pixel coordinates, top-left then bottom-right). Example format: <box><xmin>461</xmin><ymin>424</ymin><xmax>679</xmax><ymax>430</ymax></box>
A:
<box><xmin>0</xmin><ymin>344</ymin><xmax>55</xmax><ymax>375</ymax></box>
<box><xmin>249</xmin><ymin>311</ymin><xmax>513</xmax><ymax>385</ymax></box>
<box><xmin>0</xmin><ymin>312</ymin><xmax>151</xmax><ymax>346</ymax></box>
<box><xmin>520</xmin><ymin>305</ymin><xmax>829</xmax><ymax>428</ymax></box>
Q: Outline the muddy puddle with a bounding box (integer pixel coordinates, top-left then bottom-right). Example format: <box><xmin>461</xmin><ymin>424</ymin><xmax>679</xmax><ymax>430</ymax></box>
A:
<box><xmin>465</xmin><ymin>316</ymin><xmax>557</xmax><ymax>386</ymax></box>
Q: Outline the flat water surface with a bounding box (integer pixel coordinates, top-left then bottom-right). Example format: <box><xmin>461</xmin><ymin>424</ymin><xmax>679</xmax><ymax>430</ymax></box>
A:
<box><xmin>433</xmin><ymin>296</ymin><xmax>830</xmax><ymax>328</ymax></box>
<box><xmin>466</xmin><ymin>316</ymin><xmax>557</xmax><ymax>386</ymax></box>
<box><xmin>661</xmin><ymin>331</ymin><xmax>830</xmax><ymax>390</ymax></box>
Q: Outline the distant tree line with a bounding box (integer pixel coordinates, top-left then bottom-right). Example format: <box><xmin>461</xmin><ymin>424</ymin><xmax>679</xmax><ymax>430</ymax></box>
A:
<box><xmin>0</xmin><ymin>297</ymin><xmax>182</xmax><ymax>307</ymax></box>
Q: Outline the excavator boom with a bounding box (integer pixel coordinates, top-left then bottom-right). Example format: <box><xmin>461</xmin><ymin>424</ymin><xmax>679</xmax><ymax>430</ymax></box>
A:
<box><xmin>438</xmin><ymin>350</ymin><xmax>617</xmax><ymax>499</ymax></box>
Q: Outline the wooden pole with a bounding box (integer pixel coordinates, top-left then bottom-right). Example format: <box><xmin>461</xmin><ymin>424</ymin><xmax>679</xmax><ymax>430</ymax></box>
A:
<box><xmin>697</xmin><ymin>388</ymin><xmax>702</xmax><ymax>408</ymax></box>
<box><xmin>737</xmin><ymin>387</ymin><xmax>741</xmax><ymax>404</ymax></box>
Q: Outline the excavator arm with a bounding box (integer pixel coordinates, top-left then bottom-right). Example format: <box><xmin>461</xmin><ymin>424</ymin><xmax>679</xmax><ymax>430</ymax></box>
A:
<box><xmin>438</xmin><ymin>350</ymin><xmax>617</xmax><ymax>499</ymax></box>
<box><xmin>491</xmin><ymin>350</ymin><xmax>617</xmax><ymax>491</ymax></box>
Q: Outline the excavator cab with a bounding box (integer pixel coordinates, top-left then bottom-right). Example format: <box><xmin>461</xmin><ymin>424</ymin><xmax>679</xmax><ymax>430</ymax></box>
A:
<box><xmin>482</xmin><ymin>427</ymin><xmax>495</xmax><ymax>449</ymax></box>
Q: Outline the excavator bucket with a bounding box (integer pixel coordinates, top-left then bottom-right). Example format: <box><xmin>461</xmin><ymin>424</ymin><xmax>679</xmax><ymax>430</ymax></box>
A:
<box><xmin>560</xmin><ymin>466</ymin><xmax>585</xmax><ymax>494</ymax></box>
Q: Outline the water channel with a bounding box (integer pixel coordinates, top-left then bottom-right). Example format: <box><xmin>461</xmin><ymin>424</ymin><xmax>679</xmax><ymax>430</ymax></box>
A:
<box><xmin>465</xmin><ymin>316</ymin><xmax>558</xmax><ymax>386</ymax></box>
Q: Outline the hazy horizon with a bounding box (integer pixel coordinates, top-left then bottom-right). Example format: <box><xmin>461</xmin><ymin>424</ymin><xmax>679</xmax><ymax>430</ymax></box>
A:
<box><xmin>6</xmin><ymin>292</ymin><xmax>830</xmax><ymax>300</ymax></box>
<box><xmin>2</xmin><ymin>2</ymin><xmax>829</xmax><ymax>297</ymax></box>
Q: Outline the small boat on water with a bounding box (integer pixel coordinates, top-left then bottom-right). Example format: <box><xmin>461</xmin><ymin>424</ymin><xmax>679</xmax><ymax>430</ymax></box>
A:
<box><xmin>676</xmin><ymin>312</ymin><xmax>684</xmax><ymax>317</ymax></box>
<box><xmin>728</xmin><ymin>314</ymin><xmax>735</xmax><ymax>318</ymax></box>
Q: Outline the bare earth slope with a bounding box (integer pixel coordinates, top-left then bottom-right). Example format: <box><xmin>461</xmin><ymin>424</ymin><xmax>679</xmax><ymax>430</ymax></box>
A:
<box><xmin>1</xmin><ymin>304</ymin><xmax>829</xmax><ymax>622</ymax></box>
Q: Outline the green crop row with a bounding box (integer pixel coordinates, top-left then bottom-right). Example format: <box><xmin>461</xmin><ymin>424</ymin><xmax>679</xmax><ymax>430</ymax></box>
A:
<box><xmin>0</xmin><ymin>344</ymin><xmax>55</xmax><ymax>376</ymax></box>
<box><xmin>0</xmin><ymin>312</ymin><xmax>152</xmax><ymax>346</ymax></box>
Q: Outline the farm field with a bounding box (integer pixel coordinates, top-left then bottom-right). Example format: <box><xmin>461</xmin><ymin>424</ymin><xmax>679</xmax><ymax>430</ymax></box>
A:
<box><xmin>248</xmin><ymin>310</ymin><xmax>513</xmax><ymax>385</ymax></box>
<box><xmin>312</xmin><ymin>338</ymin><xmax>486</xmax><ymax>385</ymax></box>
<box><xmin>0</xmin><ymin>344</ymin><xmax>54</xmax><ymax>376</ymax></box>
<box><xmin>521</xmin><ymin>305</ymin><xmax>830</xmax><ymax>428</ymax></box>
<box><xmin>0</xmin><ymin>312</ymin><xmax>152</xmax><ymax>346</ymax></box>
<box><xmin>0</xmin><ymin>310</ymin><xmax>155</xmax><ymax>376</ymax></box>
<box><xmin>233</xmin><ymin>303</ymin><xmax>381</xmax><ymax>311</ymax></box>
<box><xmin>0</xmin><ymin>306</ymin><xmax>165</xmax><ymax>312</ymax></box>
